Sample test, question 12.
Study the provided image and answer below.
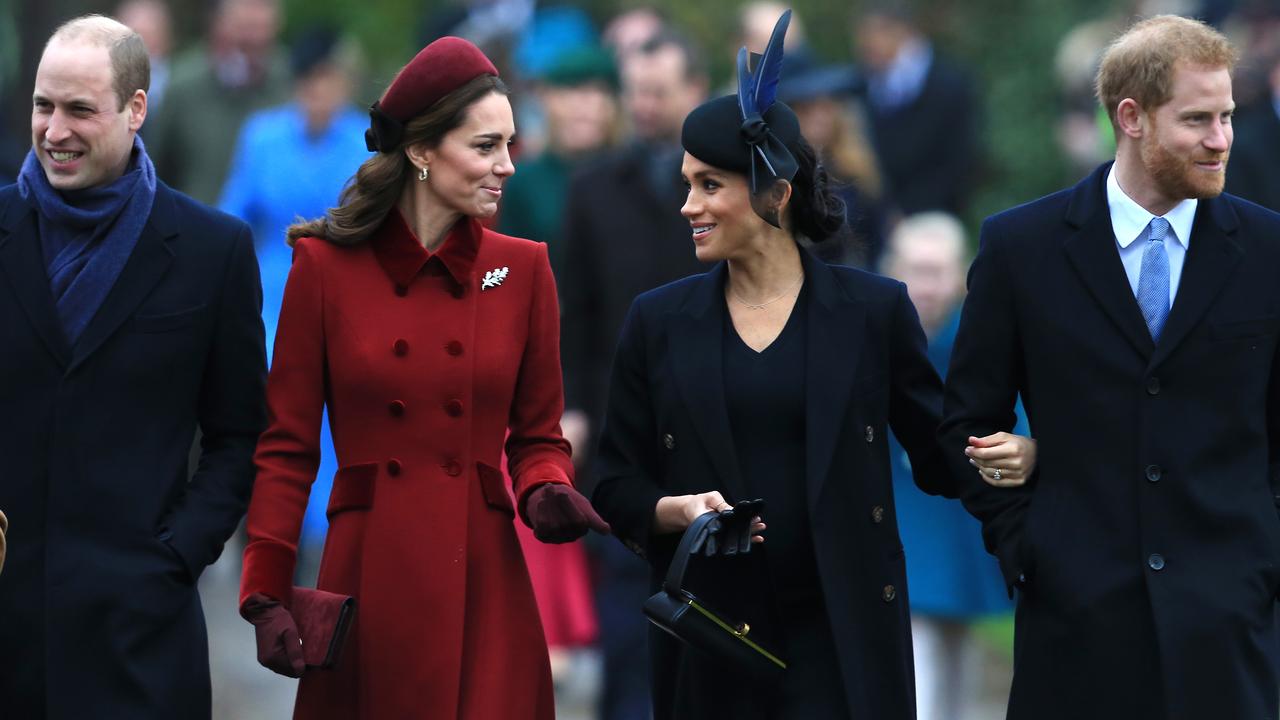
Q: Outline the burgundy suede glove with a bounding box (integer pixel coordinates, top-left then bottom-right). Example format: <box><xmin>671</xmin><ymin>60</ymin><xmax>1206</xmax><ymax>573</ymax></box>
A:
<box><xmin>242</xmin><ymin>593</ymin><xmax>305</xmax><ymax>678</ymax></box>
<box><xmin>0</xmin><ymin>509</ymin><xmax>7</xmax><ymax>575</ymax></box>
<box><xmin>526</xmin><ymin>483</ymin><xmax>611</xmax><ymax>543</ymax></box>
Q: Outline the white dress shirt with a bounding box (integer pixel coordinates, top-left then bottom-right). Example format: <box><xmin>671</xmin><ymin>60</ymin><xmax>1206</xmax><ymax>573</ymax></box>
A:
<box><xmin>1106</xmin><ymin>166</ymin><xmax>1196</xmax><ymax>307</ymax></box>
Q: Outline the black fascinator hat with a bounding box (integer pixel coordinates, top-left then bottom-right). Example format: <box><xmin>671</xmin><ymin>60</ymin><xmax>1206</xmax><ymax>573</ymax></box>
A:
<box><xmin>681</xmin><ymin>10</ymin><xmax>800</xmax><ymax>227</ymax></box>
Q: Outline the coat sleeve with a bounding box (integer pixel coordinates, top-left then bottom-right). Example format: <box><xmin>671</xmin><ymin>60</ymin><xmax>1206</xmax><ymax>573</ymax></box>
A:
<box><xmin>886</xmin><ymin>281</ymin><xmax>955</xmax><ymax>498</ymax></box>
<box><xmin>938</xmin><ymin>218</ymin><xmax>1034</xmax><ymax>594</ymax></box>
<box><xmin>591</xmin><ymin>299</ymin><xmax>668</xmax><ymax>561</ymax></box>
<box><xmin>163</xmin><ymin>223</ymin><xmax>267</xmax><ymax>580</ymax></box>
<box><xmin>508</xmin><ymin>242</ymin><xmax>575</xmax><ymax>520</ymax></box>
<box><xmin>239</xmin><ymin>239</ymin><xmax>327</xmax><ymax>607</ymax></box>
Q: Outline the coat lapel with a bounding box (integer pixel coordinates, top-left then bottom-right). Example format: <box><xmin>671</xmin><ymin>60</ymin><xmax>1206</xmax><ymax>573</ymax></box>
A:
<box><xmin>1062</xmin><ymin>164</ymin><xmax>1156</xmax><ymax>360</ymax></box>
<box><xmin>1149</xmin><ymin>195</ymin><xmax>1241</xmax><ymax>368</ymax></box>
<box><xmin>668</xmin><ymin>263</ymin><xmax>748</xmax><ymax>502</ymax></box>
<box><xmin>801</xmin><ymin>251</ymin><xmax>863</xmax><ymax>514</ymax></box>
<box><xmin>68</xmin><ymin>186</ymin><xmax>176</xmax><ymax>372</ymax></box>
<box><xmin>0</xmin><ymin>192</ymin><xmax>71</xmax><ymax>366</ymax></box>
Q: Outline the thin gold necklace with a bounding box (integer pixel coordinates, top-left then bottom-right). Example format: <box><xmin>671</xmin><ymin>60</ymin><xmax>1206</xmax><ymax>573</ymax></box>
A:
<box><xmin>729</xmin><ymin>273</ymin><xmax>803</xmax><ymax>310</ymax></box>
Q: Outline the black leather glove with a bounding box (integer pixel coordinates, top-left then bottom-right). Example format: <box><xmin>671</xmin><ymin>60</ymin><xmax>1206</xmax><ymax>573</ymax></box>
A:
<box><xmin>691</xmin><ymin>499</ymin><xmax>764</xmax><ymax>557</ymax></box>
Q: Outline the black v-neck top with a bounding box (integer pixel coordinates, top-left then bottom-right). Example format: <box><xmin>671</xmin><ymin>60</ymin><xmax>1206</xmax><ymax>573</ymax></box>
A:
<box><xmin>722</xmin><ymin>286</ymin><xmax>819</xmax><ymax>599</ymax></box>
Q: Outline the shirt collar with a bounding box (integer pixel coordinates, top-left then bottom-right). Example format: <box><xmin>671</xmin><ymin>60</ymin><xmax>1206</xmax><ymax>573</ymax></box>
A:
<box><xmin>1106</xmin><ymin>165</ymin><xmax>1196</xmax><ymax>249</ymax></box>
<box><xmin>372</xmin><ymin>207</ymin><xmax>481</xmax><ymax>288</ymax></box>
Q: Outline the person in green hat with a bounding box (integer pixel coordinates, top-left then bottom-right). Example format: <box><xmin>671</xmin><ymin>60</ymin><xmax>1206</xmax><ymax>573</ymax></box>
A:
<box><xmin>498</xmin><ymin>46</ymin><xmax>620</xmax><ymax>280</ymax></box>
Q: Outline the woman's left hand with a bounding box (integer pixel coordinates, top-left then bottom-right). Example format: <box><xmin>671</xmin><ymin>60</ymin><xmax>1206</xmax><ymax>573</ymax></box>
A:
<box><xmin>965</xmin><ymin>433</ymin><xmax>1037</xmax><ymax>487</ymax></box>
<box><xmin>526</xmin><ymin>483</ymin><xmax>611</xmax><ymax>543</ymax></box>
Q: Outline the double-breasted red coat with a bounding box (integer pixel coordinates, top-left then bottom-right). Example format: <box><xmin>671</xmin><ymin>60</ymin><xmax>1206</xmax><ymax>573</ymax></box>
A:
<box><xmin>240</xmin><ymin>209</ymin><xmax>572</xmax><ymax>719</ymax></box>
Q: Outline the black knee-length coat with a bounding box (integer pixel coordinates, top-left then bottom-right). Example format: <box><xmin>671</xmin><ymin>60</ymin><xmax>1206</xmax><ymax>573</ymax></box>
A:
<box><xmin>592</xmin><ymin>249</ymin><xmax>956</xmax><ymax>719</ymax></box>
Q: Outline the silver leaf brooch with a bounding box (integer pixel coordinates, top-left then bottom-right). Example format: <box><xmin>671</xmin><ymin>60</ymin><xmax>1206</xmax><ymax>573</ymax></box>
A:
<box><xmin>481</xmin><ymin>266</ymin><xmax>510</xmax><ymax>291</ymax></box>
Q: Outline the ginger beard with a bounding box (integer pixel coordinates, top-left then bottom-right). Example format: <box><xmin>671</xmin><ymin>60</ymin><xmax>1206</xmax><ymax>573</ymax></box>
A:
<box><xmin>1140</xmin><ymin>111</ymin><xmax>1230</xmax><ymax>201</ymax></box>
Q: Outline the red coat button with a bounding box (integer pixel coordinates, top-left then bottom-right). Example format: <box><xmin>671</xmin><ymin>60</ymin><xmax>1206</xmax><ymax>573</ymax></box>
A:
<box><xmin>445</xmin><ymin>341</ymin><xmax>463</xmax><ymax>356</ymax></box>
<box><xmin>445</xmin><ymin>399</ymin><xmax>464</xmax><ymax>417</ymax></box>
<box><xmin>394</xmin><ymin>284</ymin><xmax>408</xmax><ymax>297</ymax></box>
<box><xmin>451</xmin><ymin>285</ymin><xmax>466</xmax><ymax>299</ymax></box>
<box><xmin>444</xmin><ymin>461</ymin><xmax>462</xmax><ymax>477</ymax></box>
<box><xmin>389</xmin><ymin>400</ymin><xmax>405</xmax><ymax>417</ymax></box>
<box><xmin>387</xmin><ymin>459</ymin><xmax>403</xmax><ymax>476</ymax></box>
<box><xmin>393</xmin><ymin>339</ymin><xmax>409</xmax><ymax>356</ymax></box>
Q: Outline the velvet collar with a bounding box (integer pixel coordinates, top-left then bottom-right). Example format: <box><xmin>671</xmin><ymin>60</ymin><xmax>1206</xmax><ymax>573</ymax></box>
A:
<box><xmin>372</xmin><ymin>207</ymin><xmax>481</xmax><ymax>288</ymax></box>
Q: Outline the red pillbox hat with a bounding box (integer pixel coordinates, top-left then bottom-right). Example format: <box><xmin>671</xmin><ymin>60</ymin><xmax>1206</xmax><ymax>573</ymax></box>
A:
<box><xmin>365</xmin><ymin>36</ymin><xmax>499</xmax><ymax>152</ymax></box>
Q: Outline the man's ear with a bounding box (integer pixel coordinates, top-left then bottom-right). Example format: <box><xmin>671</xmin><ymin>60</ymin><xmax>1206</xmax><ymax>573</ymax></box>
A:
<box><xmin>1116</xmin><ymin>98</ymin><xmax>1146</xmax><ymax>140</ymax></box>
<box><xmin>128</xmin><ymin>89</ymin><xmax>147</xmax><ymax>132</ymax></box>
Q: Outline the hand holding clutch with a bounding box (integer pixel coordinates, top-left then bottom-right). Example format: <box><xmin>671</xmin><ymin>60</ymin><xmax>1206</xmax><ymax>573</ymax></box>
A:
<box><xmin>526</xmin><ymin>483</ymin><xmax>611</xmax><ymax>543</ymax></box>
<box><xmin>242</xmin><ymin>593</ymin><xmax>305</xmax><ymax>678</ymax></box>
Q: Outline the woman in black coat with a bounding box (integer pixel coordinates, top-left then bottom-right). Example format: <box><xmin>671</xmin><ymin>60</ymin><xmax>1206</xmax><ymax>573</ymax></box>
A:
<box><xmin>590</xmin><ymin>12</ymin><xmax>1034</xmax><ymax>720</ymax></box>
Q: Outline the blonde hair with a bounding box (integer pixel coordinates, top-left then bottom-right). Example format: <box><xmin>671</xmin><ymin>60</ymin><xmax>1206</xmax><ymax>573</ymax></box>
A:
<box><xmin>48</xmin><ymin>14</ymin><xmax>149</xmax><ymax>111</ymax></box>
<box><xmin>1095</xmin><ymin>15</ymin><xmax>1237</xmax><ymax>131</ymax></box>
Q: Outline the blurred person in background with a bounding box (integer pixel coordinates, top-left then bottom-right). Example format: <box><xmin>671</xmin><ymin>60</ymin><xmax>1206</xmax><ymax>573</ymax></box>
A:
<box><xmin>739</xmin><ymin>0</ymin><xmax>805</xmax><ymax>53</ymax></box>
<box><xmin>0</xmin><ymin>15</ymin><xmax>265</xmax><ymax>717</ymax></box>
<box><xmin>559</xmin><ymin>25</ymin><xmax>709</xmax><ymax>720</ymax></box>
<box><xmin>1226</xmin><ymin>48</ymin><xmax>1280</xmax><ymax>210</ymax></box>
<box><xmin>602</xmin><ymin>6</ymin><xmax>664</xmax><ymax>63</ymax></box>
<box><xmin>498</xmin><ymin>45</ymin><xmax>619</xmax><ymax>276</ymax></box>
<box><xmin>882</xmin><ymin>213</ymin><xmax>1018</xmax><ymax>720</ymax></box>
<box><xmin>854</xmin><ymin>4</ymin><xmax>979</xmax><ymax>217</ymax></box>
<box><xmin>218</xmin><ymin>26</ymin><xmax>369</xmax><ymax>584</ymax></box>
<box><xmin>114</xmin><ymin>0</ymin><xmax>172</xmax><ymax>118</ymax></box>
<box><xmin>147</xmin><ymin>0</ymin><xmax>289</xmax><ymax>204</ymax></box>
<box><xmin>779</xmin><ymin>51</ymin><xmax>889</xmax><ymax>269</ymax></box>
<box><xmin>238</xmin><ymin>36</ymin><xmax>608</xmax><ymax>718</ymax></box>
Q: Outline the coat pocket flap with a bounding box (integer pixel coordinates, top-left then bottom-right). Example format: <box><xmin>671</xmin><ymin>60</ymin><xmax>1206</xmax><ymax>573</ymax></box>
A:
<box><xmin>134</xmin><ymin>304</ymin><xmax>206</xmax><ymax>333</ymax></box>
<box><xmin>1211</xmin><ymin>315</ymin><xmax>1280</xmax><ymax>340</ymax></box>
<box><xmin>476</xmin><ymin>462</ymin><xmax>515</xmax><ymax>516</ymax></box>
<box><xmin>327</xmin><ymin>462</ymin><xmax>379</xmax><ymax>518</ymax></box>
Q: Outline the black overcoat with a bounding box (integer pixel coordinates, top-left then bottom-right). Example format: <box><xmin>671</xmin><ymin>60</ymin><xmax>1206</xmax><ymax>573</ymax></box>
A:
<box><xmin>0</xmin><ymin>182</ymin><xmax>266</xmax><ymax>718</ymax></box>
<box><xmin>940</xmin><ymin>163</ymin><xmax>1280</xmax><ymax>719</ymax></box>
<box><xmin>592</xmin><ymin>250</ymin><xmax>955</xmax><ymax>720</ymax></box>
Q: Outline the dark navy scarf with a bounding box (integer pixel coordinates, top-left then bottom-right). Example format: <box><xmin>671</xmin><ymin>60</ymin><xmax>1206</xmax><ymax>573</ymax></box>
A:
<box><xmin>17</xmin><ymin>135</ymin><xmax>157</xmax><ymax>345</ymax></box>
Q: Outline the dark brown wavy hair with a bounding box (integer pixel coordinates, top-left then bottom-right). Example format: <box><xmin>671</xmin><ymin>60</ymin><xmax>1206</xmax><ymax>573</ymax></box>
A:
<box><xmin>287</xmin><ymin>74</ymin><xmax>509</xmax><ymax>246</ymax></box>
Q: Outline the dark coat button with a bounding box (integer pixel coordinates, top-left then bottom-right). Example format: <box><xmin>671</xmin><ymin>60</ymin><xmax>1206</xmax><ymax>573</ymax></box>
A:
<box><xmin>662</xmin><ymin>433</ymin><xmax>676</xmax><ymax>450</ymax></box>
<box><xmin>445</xmin><ymin>399</ymin><xmax>464</xmax><ymax>417</ymax></box>
<box><xmin>445</xmin><ymin>340</ymin><xmax>464</xmax><ymax>356</ymax></box>
<box><xmin>1148</xmin><ymin>553</ymin><xmax>1165</xmax><ymax>571</ymax></box>
<box><xmin>871</xmin><ymin>506</ymin><xmax>885</xmax><ymax>524</ymax></box>
<box><xmin>393</xmin><ymin>339</ymin><xmax>409</xmax><ymax>356</ymax></box>
<box><xmin>1146</xmin><ymin>377</ymin><xmax>1161</xmax><ymax>395</ymax></box>
<box><xmin>444</xmin><ymin>461</ymin><xmax>462</xmax><ymax>477</ymax></box>
<box><xmin>1145</xmin><ymin>464</ymin><xmax>1162</xmax><ymax>482</ymax></box>
<box><xmin>882</xmin><ymin>585</ymin><xmax>896</xmax><ymax>602</ymax></box>
<box><xmin>387</xmin><ymin>459</ymin><xmax>402</xmax><ymax>476</ymax></box>
<box><xmin>389</xmin><ymin>400</ymin><xmax>405</xmax><ymax>417</ymax></box>
<box><xmin>394</xmin><ymin>284</ymin><xmax>408</xmax><ymax>297</ymax></box>
<box><xmin>865</xmin><ymin>426</ymin><xmax>875</xmax><ymax>443</ymax></box>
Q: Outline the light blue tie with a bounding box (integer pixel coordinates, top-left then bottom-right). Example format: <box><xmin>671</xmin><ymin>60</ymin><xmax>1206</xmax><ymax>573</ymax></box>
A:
<box><xmin>1137</xmin><ymin>217</ymin><xmax>1171</xmax><ymax>343</ymax></box>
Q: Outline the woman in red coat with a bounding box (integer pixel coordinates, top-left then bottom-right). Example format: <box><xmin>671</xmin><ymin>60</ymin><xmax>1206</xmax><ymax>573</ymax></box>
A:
<box><xmin>238</xmin><ymin>37</ymin><xmax>608</xmax><ymax>719</ymax></box>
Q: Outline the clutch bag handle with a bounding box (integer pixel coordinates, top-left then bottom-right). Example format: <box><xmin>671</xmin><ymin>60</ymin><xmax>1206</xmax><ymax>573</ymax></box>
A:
<box><xmin>662</xmin><ymin>511</ymin><xmax>721</xmax><ymax>595</ymax></box>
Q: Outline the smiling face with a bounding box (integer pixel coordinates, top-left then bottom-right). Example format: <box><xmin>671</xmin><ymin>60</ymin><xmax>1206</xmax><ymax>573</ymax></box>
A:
<box><xmin>32</xmin><ymin>38</ymin><xmax>145</xmax><ymax>191</ymax></box>
<box><xmin>1136</xmin><ymin>63</ymin><xmax>1234</xmax><ymax>206</ymax></box>
<box><xmin>679</xmin><ymin>152</ymin><xmax>767</xmax><ymax>263</ymax></box>
<box><xmin>416</xmin><ymin>91</ymin><xmax>515</xmax><ymax>220</ymax></box>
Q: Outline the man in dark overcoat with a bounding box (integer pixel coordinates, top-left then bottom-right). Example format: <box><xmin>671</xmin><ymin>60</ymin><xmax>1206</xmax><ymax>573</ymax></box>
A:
<box><xmin>0</xmin><ymin>15</ymin><xmax>265</xmax><ymax>718</ymax></box>
<box><xmin>941</xmin><ymin>16</ymin><xmax>1280</xmax><ymax>719</ymax></box>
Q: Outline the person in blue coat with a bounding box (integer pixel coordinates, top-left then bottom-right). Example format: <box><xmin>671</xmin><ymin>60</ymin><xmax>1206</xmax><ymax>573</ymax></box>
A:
<box><xmin>883</xmin><ymin>212</ymin><xmax>1026</xmax><ymax>720</ymax></box>
<box><xmin>0</xmin><ymin>16</ymin><xmax>264</xmax><ymax>717</ymax></box>
<box><xmin>218</xmin><ymin>27</ymin><xmax>370</xmax><ymax>566</ymax></box>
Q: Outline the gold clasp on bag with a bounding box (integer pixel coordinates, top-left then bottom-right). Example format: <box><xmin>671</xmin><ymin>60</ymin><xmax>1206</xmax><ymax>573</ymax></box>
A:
<box><xmin>733</xmin><ymin>623</ymin><xmax>750</xmax><ymax>638</ymax></box>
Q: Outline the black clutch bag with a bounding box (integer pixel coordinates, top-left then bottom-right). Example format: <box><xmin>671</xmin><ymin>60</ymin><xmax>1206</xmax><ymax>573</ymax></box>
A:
<box><xmin>643</xmin><ymin>511</ymin><xmax>787</xmax><ymax>679</ymax></box>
